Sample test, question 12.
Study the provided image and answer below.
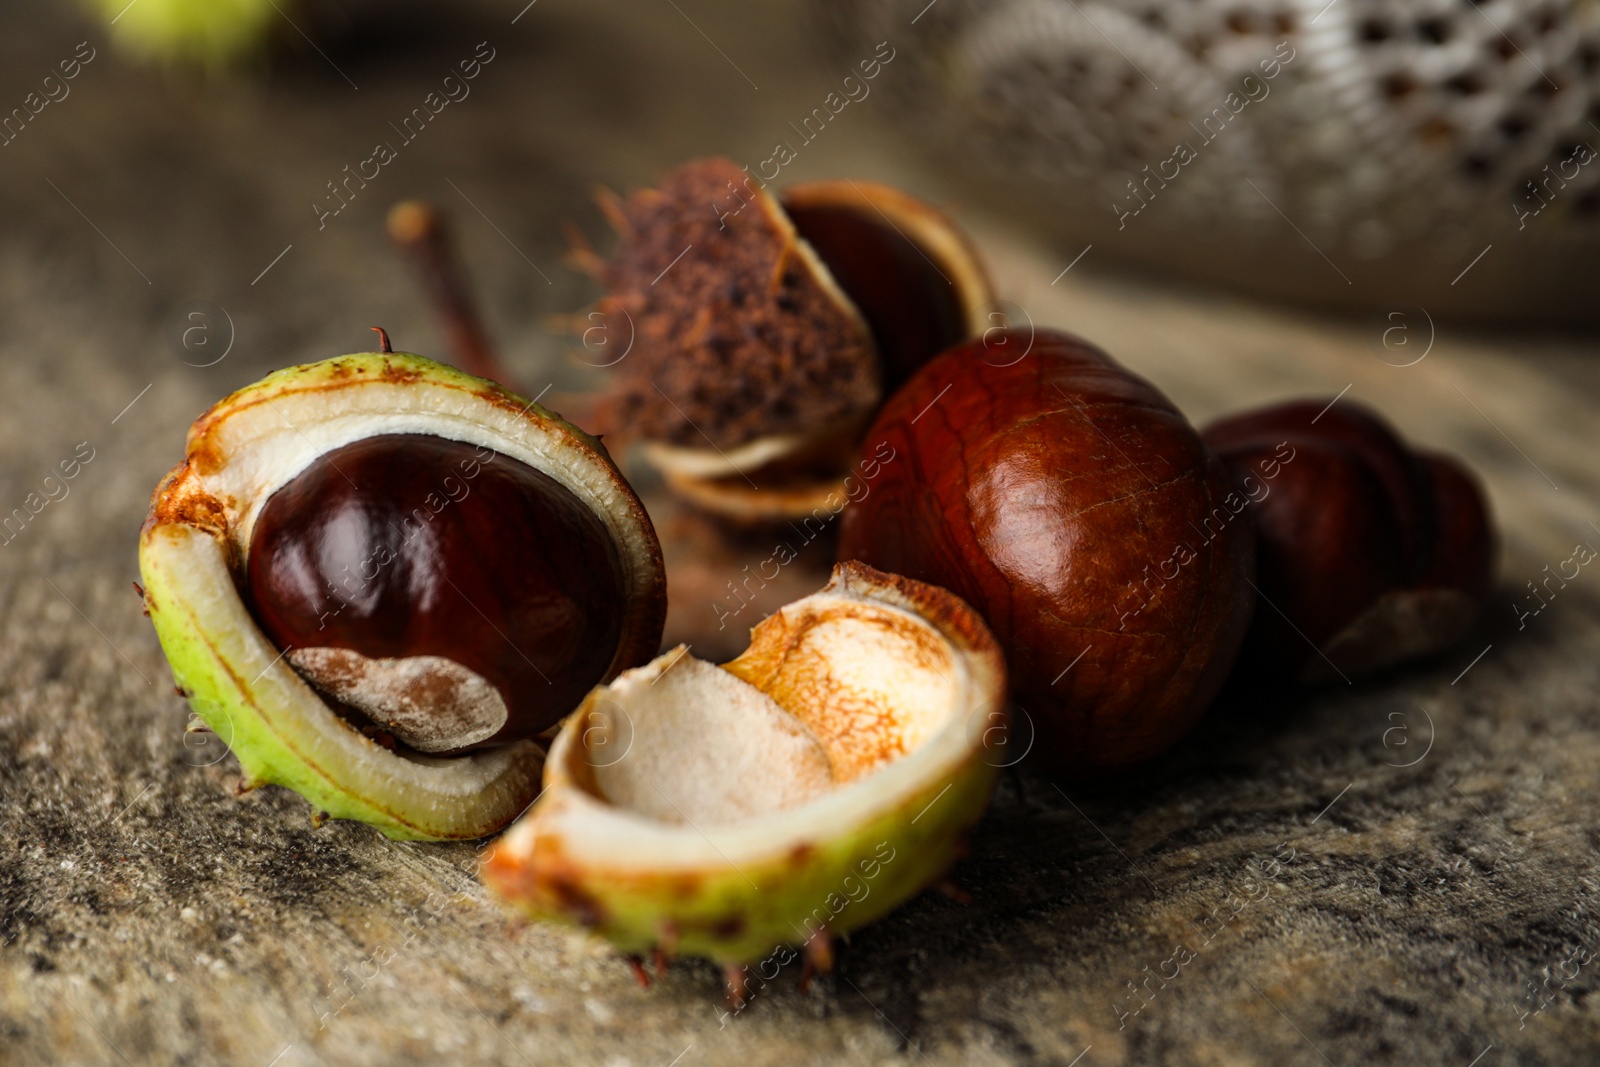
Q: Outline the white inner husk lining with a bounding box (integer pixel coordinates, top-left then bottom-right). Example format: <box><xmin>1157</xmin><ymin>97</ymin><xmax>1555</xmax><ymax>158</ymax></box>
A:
<box><xmin>579</xmin><ymin>594</ymin><xmax>963</xmax><ymax>828</ymax></box>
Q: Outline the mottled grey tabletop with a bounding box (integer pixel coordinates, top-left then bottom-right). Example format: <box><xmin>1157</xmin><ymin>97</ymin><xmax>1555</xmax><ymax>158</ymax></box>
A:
<box><xmin>2</xmin><ymin>2</ymin><xmax>1599</xmax><ymax>1065</ymax></box>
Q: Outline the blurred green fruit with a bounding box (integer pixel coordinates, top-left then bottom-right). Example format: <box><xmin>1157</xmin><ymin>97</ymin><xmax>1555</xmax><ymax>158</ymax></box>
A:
<box><xmin>87</xmin><ymin>0</ymin><xmax>287</xmax><ymax>68</ymax></box>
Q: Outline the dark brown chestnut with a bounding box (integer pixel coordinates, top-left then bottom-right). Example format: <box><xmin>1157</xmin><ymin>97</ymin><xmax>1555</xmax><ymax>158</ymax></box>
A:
<box><xmin>1201</xmin><ymin>398</ymin><xmax>1496</xmax><ymax>682</ymax></box>
<box><xmin>837</xmin><ymin>328</ymin><xmax>1256</xmax><ymax>776</ymax></box>
<box><xmin>248</xmin><ymin>433</ymin><xmax>627</xmax><ymax>754</ymax></box>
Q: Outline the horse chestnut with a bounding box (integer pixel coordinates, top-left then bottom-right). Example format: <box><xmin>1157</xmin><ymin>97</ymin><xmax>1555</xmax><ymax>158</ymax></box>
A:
<box><xmin>247</xmin><ymin>433</ymin><xmax>627</xmax><ymax>754</ymax></box>
<box><xmin>140</xmin><ymin>349</ymin><xmax>666</xmax><ymax>839</ymax></box>
<box><xmin>837</xmin><ymin>328</ymin><xmax>1255</xmax><ymax>775</ymax></box>
<box><xmin>1202</xmin><ymin>398</ymin><xmax>1495</xmax><ymax>682</ymax></box>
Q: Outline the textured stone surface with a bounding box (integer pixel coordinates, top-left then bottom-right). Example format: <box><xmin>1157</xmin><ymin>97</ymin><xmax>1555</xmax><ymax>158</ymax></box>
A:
<box><xmin>2</xmin><ymin>1</ymin><xmax>1599</xmax><ymax>1065</ymax></box>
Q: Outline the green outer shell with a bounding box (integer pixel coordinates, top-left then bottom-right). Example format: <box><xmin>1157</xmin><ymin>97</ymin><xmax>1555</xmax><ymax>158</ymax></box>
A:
<box><xmin>190</xmin><ymin>349</ymin><xmax>607</xmax><ymax>455</ymax></box>
<box><xmin>485</xmin><ymin>562</ymin><xmax>1007</xmax><ymax>964</ymax></box>
<box><xmin>511</xmin><ymin>750</ymin><xmax>996</xmax><ymax>964</ymax></box>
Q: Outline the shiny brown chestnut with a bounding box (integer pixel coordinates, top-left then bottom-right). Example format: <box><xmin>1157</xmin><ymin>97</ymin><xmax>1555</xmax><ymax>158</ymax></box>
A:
<box><xmin>1201</xmin><ymin>399</ymin><xmax>1496</xmax><ymax>683</ymax></box>
<box><xmin>837</xmin><ymin>328</ymin><xmax>1256</xmax><ymax>776</ymax></box>
<box><xmin>248</xmin><ymin>433</ymin><xmax>628</xmax><ymax>754</ymax></box>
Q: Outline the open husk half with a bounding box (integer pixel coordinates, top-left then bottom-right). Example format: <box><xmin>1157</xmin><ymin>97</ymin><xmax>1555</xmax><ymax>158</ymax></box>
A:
<box><xmin>592</xmin><ymin>158</ymin><xmax>994</xmax><ymax>523</ymax></box>
<box><xmin>139</xmin><ymin>351</ymin><xmax>665</xmax><ymax>840</ymax></box>
<box><xmin>482</xmin><ymin>562</ymin><xmax>1007</xmax><ymax>976</ymax></box>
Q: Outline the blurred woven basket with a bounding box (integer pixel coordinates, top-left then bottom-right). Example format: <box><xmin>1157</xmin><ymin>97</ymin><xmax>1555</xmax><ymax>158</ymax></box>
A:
<box><xmin>813</xmin><ymin>0</ymin><xmax>1600</xmax><ymax>322</ymax></box>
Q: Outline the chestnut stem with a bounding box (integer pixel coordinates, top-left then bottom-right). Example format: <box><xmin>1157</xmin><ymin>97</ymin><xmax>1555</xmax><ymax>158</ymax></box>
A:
<box><xmin>387</xmin><ymin>200</ymin><xmax>517</xmax><ymax>387</ymax></box>
<box><xmin>370</xmin><ymin>326</ymin><xmax>393</xmax><ymax>354</ymax></box>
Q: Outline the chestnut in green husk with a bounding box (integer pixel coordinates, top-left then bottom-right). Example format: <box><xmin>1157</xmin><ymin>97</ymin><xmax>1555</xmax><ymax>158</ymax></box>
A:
<box><xmin>140</xmin><ymin>349</ymin><xmax>666</xmax><ymax>840</ymax></box>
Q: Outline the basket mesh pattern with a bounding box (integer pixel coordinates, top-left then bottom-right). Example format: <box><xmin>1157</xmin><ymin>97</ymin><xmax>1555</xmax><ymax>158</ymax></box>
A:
<box><xmin>823</xmin><ymin>0</ymin><xmax>1600</xmax><ymax>258</ymax></box>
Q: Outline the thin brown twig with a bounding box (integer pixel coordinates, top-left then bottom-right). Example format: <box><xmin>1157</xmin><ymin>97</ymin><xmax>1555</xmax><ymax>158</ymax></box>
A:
<box><xmin>386</xmin><ymin>200</ymin><xmax>516</xmax><ymax>386</ymax></box>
